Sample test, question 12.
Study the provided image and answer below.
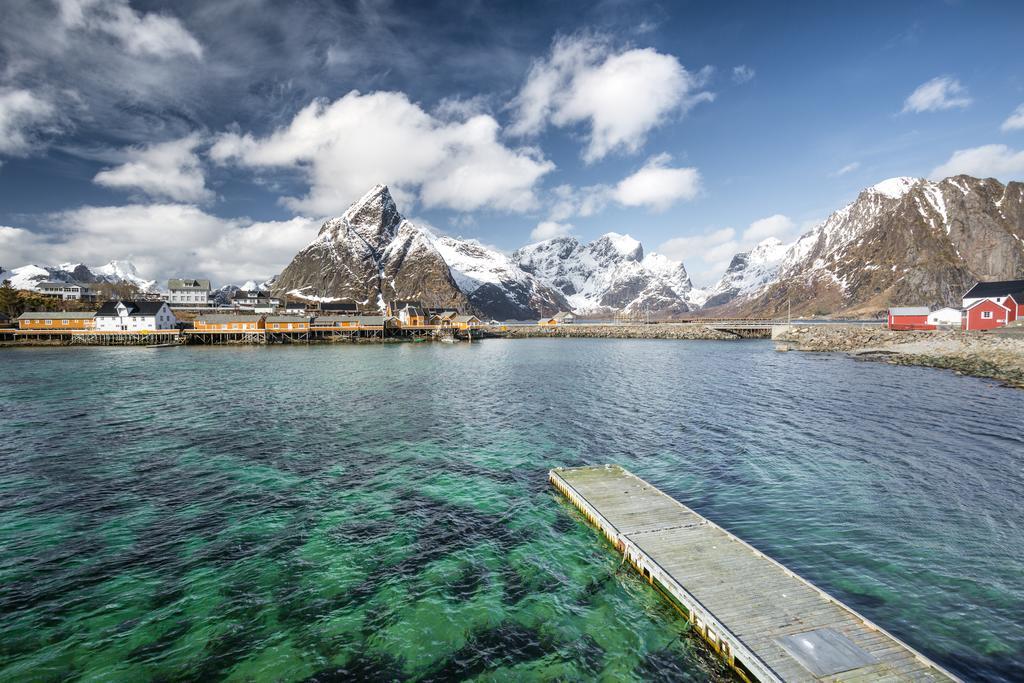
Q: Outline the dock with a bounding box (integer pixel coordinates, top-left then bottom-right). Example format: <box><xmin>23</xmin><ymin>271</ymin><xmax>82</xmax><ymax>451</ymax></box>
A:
<box><xmin>549</xmin><ymin>465</ymin><xmax>959</xmax><ymax>683</ymax></box>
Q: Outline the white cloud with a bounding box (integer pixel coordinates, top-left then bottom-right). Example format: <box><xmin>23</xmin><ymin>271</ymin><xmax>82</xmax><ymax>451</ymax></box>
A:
<box><xmin>1001</xmin><ymin>104</ymin><xmax>1024</xmax><ymax>132</ymax></box>
<box><xmin>732</xmin><ymin>65</ymin><xmax>755</xmax><ymax>84</ymax></box>
<box><xmin>657</xmin><ymin>213</ymin><xmax>798</xmax><ymax>286</ymax></box>
<box><xmin>93</xmin><ymin>134</ymin><xmax>212</xmax><ymax>202</ymax></box>
<box><xmin>57</xmin><ymin>0</ymin><xmax>202</xmax><ymax>59</ymax></box>
<box><xmin>657</xmin><ymin>227</ymin><xmax>738</xmax><ymax>284</ymax></box>
<box><xmin>548</xmin><ymin>183</ymin><xmax>609</xmax><ymax>222</ymax></box>
<box><xmin>902</xmin><ymin>76</ymin><xmax>971</xmax><ymax>113</ymax></box>
<box><xmin>611</xmin><ymin>153</ymin><xmax>701</xmax><ymax>211</ymax></box>
<box><xmin>0</xmin><ymin>88</ymin><xmax>59</xmax><ymax>156</ymax></box>
<box><xmin>930</xmin><ymin>144</ymin><xmax>1024</xmax><ymax>181</ymax></box>
<box><xmin>743</xmin><ymin>214</ymin><xmax>795</xmax><ymax>242</ymax></box>
<box><xmin>831</xmin><ymin>161</ymin><xmax>860</xmax><ymax>177</ymax></box>
<box><xmin>509</xmin><ymin>34</ymin><xmax>713</xmax><ymax>162</ymax></box>
<box><xmin>9</xmin><ymin>204</ymin><xmax>320</xmax><ymax>284</ymax></box>
<box><xmin>0</xmin><ymin>225</ymin><xmax>51</xmax><ymax>269</ymax></box>
<box><xmin>530</xmin><ymin>220</ymin><xmax>574</xmax><ymax>241</ymax></box>
<box><xmin>211</xmin><ymin>90</ymin><xmax>553</xmax><ymax>215</ymax></box>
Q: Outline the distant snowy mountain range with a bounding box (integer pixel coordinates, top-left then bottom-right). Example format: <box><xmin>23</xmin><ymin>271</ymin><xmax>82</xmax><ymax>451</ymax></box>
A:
<box><xmin>0</xmin><ymin>261</ymin><xmax>158</xmax><ymax>293</ymax></box>
<box><xmin>272</xmin><ymin>184</ymin><xmax>706</xmax><ymax>318</ymax></box>
<box><xmin>7</xmin><ymin>175</ymin><xmax>1021</xmax><ymax>318</ymax></box>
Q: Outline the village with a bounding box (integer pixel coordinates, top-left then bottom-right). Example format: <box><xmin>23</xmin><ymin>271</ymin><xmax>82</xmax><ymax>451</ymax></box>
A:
<box><xmin>0</xmin><ymin>277</ymin><xmax>582</xmax><ymax>345</ymax></box>
<box><xmin>885</xmin><ymin>279</ymin><xmax>1024</xmax><ymax>331</ymax></box>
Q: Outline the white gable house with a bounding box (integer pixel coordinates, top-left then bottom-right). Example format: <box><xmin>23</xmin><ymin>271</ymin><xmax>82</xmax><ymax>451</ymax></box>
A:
<box><xmin>927</xmin><ymin>307</ymin><xmax>962</xmax><ymax>326</ymax></box>
<box><xmin>95</xmin><ymin>300</ymin><xmax>177</xmax><ymax>331</ymax></box>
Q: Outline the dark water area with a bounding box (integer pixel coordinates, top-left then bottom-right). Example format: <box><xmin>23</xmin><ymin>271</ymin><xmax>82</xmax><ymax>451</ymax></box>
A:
<box><xmin>0</xmin><ymin>339</ymin><xmax>1021</xmax><ymax>681</ymax></box>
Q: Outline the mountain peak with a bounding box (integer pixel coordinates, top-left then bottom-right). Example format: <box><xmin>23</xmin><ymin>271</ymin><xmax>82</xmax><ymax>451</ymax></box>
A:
<box><xmin>867</xmin><ymin>177</ymin><xmax>921</xmax><ymax>199</ymax></box>
<box><xmin>595</xmin><ymin>232</ymin><xmax>644</xmax><ymax>261</ymax></box>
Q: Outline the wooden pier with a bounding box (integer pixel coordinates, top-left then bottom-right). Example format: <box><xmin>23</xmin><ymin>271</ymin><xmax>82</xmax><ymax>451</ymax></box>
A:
<box><xmin>549</xmin><ymin>465</ymin><xmax>959</xmax><ymax>683</ymax></box>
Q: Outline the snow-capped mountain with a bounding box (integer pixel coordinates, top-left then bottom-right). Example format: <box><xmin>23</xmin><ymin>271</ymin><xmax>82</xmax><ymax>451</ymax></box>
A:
<box><xmin>0</xmin><ymin>261</ymin><xmax>157</xmax><ymax>293</ymax></box>
<box><xmin>273</xmin><ymin>185</ymin><xmax>703</xmax><ymax>318</ymax></box>
<box><xmin>274</xmin><ymin>184</ymin><xmax>468</xmax><ymax>312</ymax></box>
<box><xmin>704</xmin><ymin>238</ymin><xmax>787</xmax><ymax>308</ymax></box>
<box><xmin>426</xmin><ymin>234</ymin><xmax>570</xmax><ymax>319</ymax></box>
<box><xmin>514</xmin><ymin>233</ymin><xmax>702</xmax><ymax>315</ymax></box>
<box><xmin>93</xmin><ymin>260</ymin><xmax>157</xmax><ymax>292</ymax></box>
<box><xmin>711</xmin><ymin>175</ymin><xmax>1024</xmax><ymax>316</ymax></box>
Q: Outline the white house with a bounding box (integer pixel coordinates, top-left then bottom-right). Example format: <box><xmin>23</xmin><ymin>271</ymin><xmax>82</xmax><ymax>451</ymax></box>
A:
<box><xmin>926</xmin><ymin>307</ymin><xmax>962</xmax><ymax>326</ymax></box>
<box><xmin>166</xmin><ymin>278</ymin><xmax>212</xmax><ymax>307</ymax></box>
<box><xmin>94</xmin><ymin>300</ymin><xmax>177</xmax><ymax>331</ymax></box>
<box><xmin>38</xmin><ymin>281</ymin><xmax>96</xmax><ymax>301</ymax></box>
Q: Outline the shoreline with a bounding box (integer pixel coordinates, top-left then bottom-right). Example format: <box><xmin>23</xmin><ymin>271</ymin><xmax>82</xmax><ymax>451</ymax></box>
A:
<box><xmin>774</xmin><ymin>325</ymin><xmax>1024</xmax><ymax>389</ymax></box>
<box><xmin>4</xmin><ymin>323</ymin><xmax>1022</xmax><ymax>389</ymax></box>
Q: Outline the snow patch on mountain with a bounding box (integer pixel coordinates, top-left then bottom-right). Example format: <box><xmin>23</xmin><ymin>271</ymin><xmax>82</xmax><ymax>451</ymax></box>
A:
<box><xmin>94</xmin><ymin>260</ymin><xmax>157</xmax><ymax>292</ymax></box>
<box><xmin>704</xmin><ymin>238</ymin><xmax>787</xmax><ymax>307</ymax></box>
<box><xmin>514</xmin><ymin>233</ymin><xmax>701</xmax><ymax>315</ymax></box>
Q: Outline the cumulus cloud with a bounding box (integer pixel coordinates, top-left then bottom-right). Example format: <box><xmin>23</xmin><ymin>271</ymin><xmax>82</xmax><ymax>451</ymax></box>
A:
<box><xmin>1001</xmin><ymin>104</ymin><xmax>1024</xmax><ymax>132</ymax></box>
<box><xmin>657</xmin><ymin>227</ymin><xmax>739</xmax><ymax>284</ymax></box>
<box><xmin>0</xmin><ymin>88</ymin><xmax>59</xmax><ymax>156</ymax></box>
<box><xmin>211</xmin><ymin>90</ymin><xmax>554</xmax><ymax>215</ymax></box>
<box><xmin>530</xmin><ymin>220</ymin><xmax>573</xmax><ymax>241</ymax></box>
<box><xmin>732</xmin><ymin>65</ymin><xmax>755</xmax><ymax>84</ymax></box>
<box><xmin>8</xmin><ymin>204</ymin><xmax>320</xmax><ymax>284</ymax></box>
<box><xmin>509</xmin><ymin>34</ymin><xmax>713</xmax><ymax>162</ymax></box>
<box><xmin>831</xmin><ymin>161</ymin><xmax>860</xmax><ymax>177</ymax></box>
<box><xmin>56</xmin><ymin>0</ymin><xmax>203</xmax><ymax>59</ymax></box>
<box><xmin>742</xmin><ymin>214</ymin><xmax>795</xmax><ymax>242</ymax></box>
<box><xmin>657</xmin><ymin>213</ymin><xmax>798</xmax><ymax>286</ymax></box>
<box><xmin>548</xmin><ymin>183</ymin><xmax>609</xmax><ymax>222</ymax></box>
<box><xmin>93</xmin><ymin>134</ymin><xmax>213</xmax><ymax>202</ymax></box>
<box><xmin>611</xmin><ymin>153</ymin><xmax>701</xmax><ymax>211</ymax></box>
<box><xmin>902</xmin><ymin>76</ymin><xmax>971</xmax><ymax>113</ymax></box>
<box><xmin>930</xmin><ymin>144</ymin><xmax>1024</xmax><ymax>180</ymax></box>
<box><xmin>0</xmin><ymin>225</ymin><xmax>51</xmax><ymax>268</ymax></box>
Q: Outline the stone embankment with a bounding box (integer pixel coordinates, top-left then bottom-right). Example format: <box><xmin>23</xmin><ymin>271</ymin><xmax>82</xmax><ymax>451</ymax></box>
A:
<box><xmin>774</xmin><ymin>325</ymin><xmax>1024</xmax><ymax>389</ymax></box>
<box><xmin>498</xmin><ymin>324</ymin><xmax>737</xmax><ymax>341</ymax></box>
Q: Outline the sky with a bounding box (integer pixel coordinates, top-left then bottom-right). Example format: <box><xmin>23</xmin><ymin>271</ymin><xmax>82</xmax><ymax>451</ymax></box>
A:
<box><xmin>1</xmin><ymin>0</ymin><xmax>1024</xmax><ymax>287</ymax></box>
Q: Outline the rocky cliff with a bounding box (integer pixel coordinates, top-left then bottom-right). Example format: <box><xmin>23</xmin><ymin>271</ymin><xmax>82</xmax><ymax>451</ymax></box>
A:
<box><xmin>709</xmin><ymin>176</ymin><xmax>1024</xmax><ymax>317</ymax></box>
<box><xmin>274</xmin><ymin>185</ymin><xmax>469</xmax><ymax>312</ymax></box>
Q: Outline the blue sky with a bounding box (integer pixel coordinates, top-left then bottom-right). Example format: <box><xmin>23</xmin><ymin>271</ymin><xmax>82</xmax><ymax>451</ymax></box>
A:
<box><xmin>1</xmin><ymin>0</ymin><xmax>1023</xmax><ymax>286</ymax></box>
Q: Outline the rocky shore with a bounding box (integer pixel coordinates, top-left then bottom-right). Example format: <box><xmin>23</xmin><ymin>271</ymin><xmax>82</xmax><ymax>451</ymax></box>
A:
<box><xmin>497</xmin><ymin>323</ymin><xmax>738</xmax><ymax>341</ymax></box>
<box><xmin>774</xmin><ymin>325</ymin><xmax>1024</xmax><ymax>389</ymax></box>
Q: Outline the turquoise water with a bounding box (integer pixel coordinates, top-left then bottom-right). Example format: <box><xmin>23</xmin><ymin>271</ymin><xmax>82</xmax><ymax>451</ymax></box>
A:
<box><xmin>1</xmin><ymin>339</ymin><xmax>1021</xmax><ymax>682</ymax></box>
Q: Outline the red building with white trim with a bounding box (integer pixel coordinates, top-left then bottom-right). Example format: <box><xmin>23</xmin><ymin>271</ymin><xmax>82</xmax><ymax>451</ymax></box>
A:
<box><xmin>962</xmin><ymin>296</ymin><xmax>1017</xmax><ymax>331</ymax></box>
<box><xmin>887</xmin><ymin>307</ymin><xmax>933</xmax><ymax>331</ymax></box>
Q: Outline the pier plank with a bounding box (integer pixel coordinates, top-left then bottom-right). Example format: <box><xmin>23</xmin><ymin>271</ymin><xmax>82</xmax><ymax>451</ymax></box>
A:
<box><xmin>550</xmin><ymin>465</ymin><xmax>959</xmax><ymax>683</ymax></box>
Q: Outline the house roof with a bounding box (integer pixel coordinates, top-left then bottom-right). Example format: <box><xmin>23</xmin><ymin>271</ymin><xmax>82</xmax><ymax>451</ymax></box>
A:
<box><xmin>96</xmin><ymin>300</ymin><xmax>167</xmax><ymax>317</ymax></box>
<box><xmin>197</xmin><ymin>313</ymin><xmax>263</xmax><ymax>323</ymax></box>
<box><xmin>553</xmin><ymin>311</ymin><xmax>575</xmax><ymax>320</ymax></box>
<box><xmin>232</xmin><ymin>289</ymin><xmax>271</xmax><ymax>299</ymax></box>
<box><xmin>888</xmin><ymin>306</ymin><xmax>930</xmax><ymax>316</ymax></box>
<box><xmin>965</xmin><ymin>298</ymin><xmax>1012</xmax><ymax>311</ymax></box>
<box><xmin>266</xmin><ymin>316</ymin><xmax>311</xmax><ymax>323</ymax></box>
<box><xmin>312</xmin><ymin>315</ymin><xmax>358</xmax><ymax>324</ymax></box>
<box><xmin>168</xmin><ymin>278</ymin><xmax>210</xmax><ymax>290</ymax></box>
<box><xmin>320</xmin><ymin>302</ymin><xmax>358</xmax><ymax>311</ymax></box>
<box><xmin>431</xmin><ymin>311</ymin><xmax>457</xmax><ymax>320</ymax></box>
<box><xmin>18</xmin><ymin>311</ymin><xmax>95</xmax><ymax>320</ymax></box>
<box><xmin>964</xmin><ymin>279</ymin><xmax>1024</xmax><ymax>301</ymax></box>
<box><xmin>453</xmin><ymin>315</ymin><xmax>479</xmax><ymax>323</ymax></box>
<box><xmin>38</xmin><ymin>281</ymin><xmax>89</xmax><ymax>289</ymax></box>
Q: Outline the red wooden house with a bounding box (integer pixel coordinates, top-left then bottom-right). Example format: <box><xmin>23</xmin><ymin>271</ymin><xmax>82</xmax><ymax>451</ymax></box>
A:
<box><xmin>887</xmin><ymin>307</ymin><xmax>933</xmax><ymax>331</ymax></box>
<box><xmin>962</xmin><ymin>279</ymin><xmax>1024</xmax><ymax>318</ymax></box>
<box><xmin>962</xmin><ymin>296</ymin><xmax>1017</xmax><ymax>331</ymax></box>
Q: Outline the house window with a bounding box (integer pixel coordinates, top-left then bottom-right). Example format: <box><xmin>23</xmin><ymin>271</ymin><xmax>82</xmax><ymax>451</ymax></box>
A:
<box><xmin>62</xmin><ymin>320</ymin><xmax>69</xmax><ymax>325</ymax></box>
<box><xmin>982</xmin><ymin>311</ymin><xmax>993</xmax><ymax>319</ymax></box>
<box><xmin>45</xmin><ymin>319</ymin><xmax>52</xmax><ymax>325</ymax></box>
<box><xmin>273</xmin><ymin>323</ymin><xmax>280</xmax><ymax>329</ymax></box>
